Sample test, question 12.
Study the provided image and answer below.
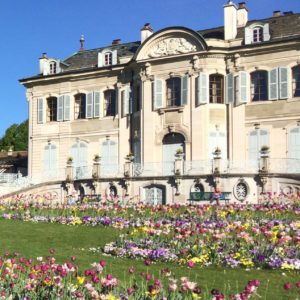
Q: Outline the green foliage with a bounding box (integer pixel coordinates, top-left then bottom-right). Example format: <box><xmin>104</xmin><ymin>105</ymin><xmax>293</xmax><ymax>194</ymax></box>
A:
<box><xmin>0</xmin><ymin>119</ymin><xmax>28</xmax><ymax>151</ymax></box>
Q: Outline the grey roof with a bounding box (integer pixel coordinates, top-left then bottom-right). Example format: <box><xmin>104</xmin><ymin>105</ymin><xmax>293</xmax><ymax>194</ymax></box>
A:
<box><xmin>62</xmin><ymin>41</ymin><xmax>140</xmax><ymax>72</ymax></box>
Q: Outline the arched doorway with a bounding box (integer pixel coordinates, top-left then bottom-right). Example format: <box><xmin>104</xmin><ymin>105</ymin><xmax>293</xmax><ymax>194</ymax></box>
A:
<box><xmin>143</xmin><ymin>185</ymin><xmax>166</xmax><ymax>205</ymax></box>
<box><xmin>162</xmin><ymin>133</ymin><xmax>185</xmax><ymax>175</ymax></box>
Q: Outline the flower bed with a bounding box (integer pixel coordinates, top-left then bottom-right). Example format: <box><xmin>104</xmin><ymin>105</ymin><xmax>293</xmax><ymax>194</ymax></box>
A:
<box><xmin>0</xmin><ymin>250</ymin><xmax>266</xmax><ymax>299</ymax></box>
<box><xmin>0</xmin><ymin>199</ymin><xmax>299</xmax><ymax>271</ymax></box>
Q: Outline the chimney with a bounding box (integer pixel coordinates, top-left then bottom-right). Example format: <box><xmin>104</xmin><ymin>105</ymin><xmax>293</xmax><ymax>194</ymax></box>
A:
<box><xmin>224</xmin><ymin>1</ymin><xmax>238</xmax><ymax>40</ymax></box>
<box><xmin>283</xmin><ymin>11</ymin><xmax>293</xmax><ymax>16</ymax></box>
<box><xmin>237</xmin><ymin>2</ymin><xmax>248</xmax><ymax>27</ymax></box>
<box><xmin>273</xmin><ymin>10</ymin><xmax>281</xmax><ymax>17</ymax></box>
<box><xmin>141</xmin><ymin>23</ymin><xmax>153</xmax><ymax>43</ymax></box>
<box><xmin>39</xmin><ymin>53</ymin><xmax>48</xmax><ymax>74</ymax></box>
<box><xmin>112</xmin><ymin>39</ymin><xmax>121</xmax><ymax>45</ymax></box>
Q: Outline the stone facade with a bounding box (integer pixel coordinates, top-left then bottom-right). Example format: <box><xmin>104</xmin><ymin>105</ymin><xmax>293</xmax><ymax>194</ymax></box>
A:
<box><xmin>20</xmin><ymin>2</ymin><xmax>300</xmax><ymax>204</ymax></box>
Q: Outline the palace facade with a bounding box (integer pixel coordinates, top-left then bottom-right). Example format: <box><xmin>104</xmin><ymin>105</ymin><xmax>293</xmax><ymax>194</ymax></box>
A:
<box><xmin>20</xmin><ymin>1</ymin><xmax>300</xmax><ymax>203</ymax></box>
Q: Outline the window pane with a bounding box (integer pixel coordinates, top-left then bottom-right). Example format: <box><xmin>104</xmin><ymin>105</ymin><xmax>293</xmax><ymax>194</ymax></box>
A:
<box><xmin>166</xmin><ymin>78</ymin><xmax>181</xmax><ymax>107</ymax></box>
<box><xmin>251</xmin><ymin>71</ymin><xmax>268</xmax><ymax>101</ymax></box>
<box><xmin>293</xmin><ymin>66</ymin><xmax>300</xmax><ymax>97</ymax></box>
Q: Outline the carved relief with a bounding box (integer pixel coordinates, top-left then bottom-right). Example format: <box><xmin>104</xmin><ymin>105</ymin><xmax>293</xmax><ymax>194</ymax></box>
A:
<box><xmin>148</xmin><ymin>38</ymin><xmax>196</xmax><ymax>58</ymax></box>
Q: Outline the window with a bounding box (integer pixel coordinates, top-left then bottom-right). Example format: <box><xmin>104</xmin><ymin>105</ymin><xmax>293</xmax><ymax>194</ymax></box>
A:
<box><xmin>101</xmin><ymin>140</ymin><xmax>118</xmax><ymax>175</ymax></box>
<box><xmin>49</xmin><ymin>61</ymin><xmax>57</xmax><ymax>74</ymax></box>
<box><xmin>74</xmin><ymin>93</ymin><xmax>86</xmax><ymax>119</ymax></box>
<box><xmin>248</xmin><ymin>129</ymin><xmax>269</xmax><ymax>160</ymax></box>
<box><xmin>47</xmin><ymin>97</ymin><xmax>57</xmax><ymax>122</ymax></box>
<box><xmin>70</xmin><ymin>142</ymin><xmax>88</xmax><ymax>179</ymax></box>
<box><xmin>104</xmin><ymin>90</ymin><xmax>116</xmax><ymax>117</ymax></box>
<box><xmin>292</xmin><ymin>66</ymin><xmax>300</xmax><ymax>97</ymax></box>
<box><xmin>209</xmin><ymin>74</ymin><xmax>224</xmax><ymax>103</ymax></box>
<box><xmin>133</xmin><ymin>85</ymin><xmax>141</xmax><ymax>112</ymax></box>
<box><xmin>252</xmin><ymin>27</ymin><xmax>263</xmax><ymax>43</ymax></box>
<box><xmin>245</xmin><ymin>23</ymin><xmax>270</xmax><ymax>45</ymax></box>
<box><xmin>251</xmin><ymin>71</ymin><xmax>268</xmax><ymax>101</ymax></box>
<box><xmin>104</xmin><ymin>52</ymin><xmax>112</xmax><ymax>66</ymax></box>
<box><xmin>166</xmin><ymin>78</ymin><xmax>181</xmax><ymax>107</ymax></box>
<box><xmin>44</xmin><ymin>144</ymin><xmax>57</xmax><ymax>177</ymax></box>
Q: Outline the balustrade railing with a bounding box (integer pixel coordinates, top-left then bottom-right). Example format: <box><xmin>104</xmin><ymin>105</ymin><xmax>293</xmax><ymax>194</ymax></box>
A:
<box><xmin>269</xmin><ymin>158</ymin><xmax>300</xmax><ymax>174</ymax></box>
<box><xmin>183</xmin><ymin>160</ymin><xmax>212</xmax><ymax>175</ymax></box>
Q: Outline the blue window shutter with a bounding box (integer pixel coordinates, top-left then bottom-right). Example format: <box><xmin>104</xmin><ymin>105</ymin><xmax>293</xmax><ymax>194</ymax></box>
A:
<box><xmin>94</xmin><ymin>91</ymin><xmax>100</xmax><ymax>118</ymax></box>
<box><xmin>198</xmin><ymin>73</ymin><xmax>208</xmax><ymax>104</ymax></box>
<box><xmin>57</xmin><ymin>96</ymin><xmax>64</xmax><ymax>121</ymax></box>
<box><xmin>289</xmin><ymin>128</ymin><xmax>300</xmax><ymax>159</ymax></box>
<box><xmin>249</xmin><ymin>130</ymin><xmax>259</xmax><ymax>160</ymax></box>
<box><xmin>263</xmin><ymin>23</ymin><xmax>270</xmax><ymax>41</ymax></box>
<box><xmin>279</xmin><ymin>67</ymin><xmax>288</xmax><ymax>99</ymax></box>
<box><xmin>37</xmin><ymin>98</ymin><xmax>44</xmax><ymax>124</ymax></box>
<box><xmin>63</xmin><ymin>95</ymin><xmax>70</xmax><ymax>121</ymax></box>
<box><xmin>98</xmin><ymin>52</ymin><xmax>103</xmax><ymax>68</ymax></box>
<box><xmin>245</xmin><ymin>27</ymin><xmax>252</xmax><ymax>45</ymax></box>
<box><xmin>181</xmin><ymin>75</ymin><xmax>188</xmax><ymax>105</ymax></box>
<box><xmin>239</xmin><ymin>71</ymin><xmax>248</xmax><ymax>103</ymax></box>
<box><xmin>153</xmin><ymin>79</ymin><xmax>163</xmax><ymax>109</ymax></box>
<box><xmin>50</xmin><ymin>145</ymin><xmax>57</xmax><ymax>175</ymax></box>
<box><xmin>122</xmin><ymin>86</ymin><xmax>130</xmax><ymax>116</ymax></box>
<box><xmin>79</xmin><ymin>143</ymin><xmax>88</xmax><ymax>167</ymax></box>
<box><xmin>226</xmin><ymin>73</ymin><xmax>234</xmax><ymax>104</ymax></box>
<box><xmin>269</xmin><ymin>68</ymin><xmax>278</xmax><ymax>100</ymax></box>
<box><xmin>112</xmin><ymin>50</ymin><xmax>117</xmax><ymax>65</ymax></box>
<box><xmin>44</xmin><ymin>145</ymin><xmax>50</xmax><ymax>175</ymax></box>
<box><xmin>259</xmin><ymin>129</ymin><xmax>269</xmax><ymax>151</ymax></box>
<box><xmin>86</xmin><ymin>92</ymin><xmax>93</xmax><ymax>118</ymax></box>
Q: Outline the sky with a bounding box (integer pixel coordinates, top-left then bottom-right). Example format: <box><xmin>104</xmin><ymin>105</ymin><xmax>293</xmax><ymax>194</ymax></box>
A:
<box><xmin>0</xmin><ymin>0</ymin><xmax>299</xmax><ymax>137</ymax></box>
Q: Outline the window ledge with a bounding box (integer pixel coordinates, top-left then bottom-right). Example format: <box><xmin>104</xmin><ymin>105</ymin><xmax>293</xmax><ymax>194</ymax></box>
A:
<box><xmin>158</xmin><ymin>106</ymin><xmax>184</xmax><ymax>115</ymax></box>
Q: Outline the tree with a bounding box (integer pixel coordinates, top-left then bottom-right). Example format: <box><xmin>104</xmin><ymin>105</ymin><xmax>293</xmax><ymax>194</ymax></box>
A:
<box><xmin>0</xmin><ymin>120</ymin><xmax>28</xmax><ymax>151</ymax></box>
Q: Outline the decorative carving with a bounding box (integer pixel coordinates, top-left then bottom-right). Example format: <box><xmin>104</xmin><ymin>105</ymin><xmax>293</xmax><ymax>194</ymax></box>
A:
<box><xmin>148</xmin><ymin>38</ymin><xmax>196</xmax><ymax>58</ymax></box>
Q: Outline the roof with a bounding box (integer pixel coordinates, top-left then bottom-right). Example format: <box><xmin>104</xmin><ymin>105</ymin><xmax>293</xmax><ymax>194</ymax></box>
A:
<box><xmin>20</xmin><ymin>12</ymin><xmax>300</xmax><ymax>82</ymax></box>
<box><xmin>63</xmin><ymin>41</ymin><xmax>140</xmax><ymax>72</ymax></box>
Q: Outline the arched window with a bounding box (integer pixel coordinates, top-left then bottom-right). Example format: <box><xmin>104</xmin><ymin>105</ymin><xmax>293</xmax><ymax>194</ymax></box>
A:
<box><xmin>43</xmin><ymin>144</ymin><xmax>57</xmax><ymax>177</ymax></box>
<box><xmin>101</xmin><ymin>140</ymin><xmax>118</xmax><ymax>175</ymax></box>
<box><xmin>166</xmin><ymin>78</ymin><xmax>181</xmax><ymax>107</ymax></box>
<box><xmin>162</xmin><ymin>133</ymin><xmax>185</xmax><ymax>175</ymax></box>
<box><xmin>47</xmin><ymin>97</ymin><xmax>57</xmax><ymax>122</ymax></box>
<box><xmin>49</xmin><ymin>61</ymin><xmax>57</xmax><ymax>74</ymax></box>
<box><xmin>104</xmin><ymin>52</ymin><xmax>112</xmax><ymax>66</ymax></box>
<box><xmin>104</xmin><ymin>90</ymin><xmax>116</xmax><ymax>117</ymax></box>
<box><xmin>252</xmin><ymin>26</ymin><xmax>263</xmax><ymax>43</ymax></box>
<box><xmin>209</xmin><ymin>74</ymin><xmax>224</xmax><ymax>103</ymax></box>
<box><xmin>74</xmin><ymin>93</ymin><xmax>86</xmax><ymax>119</ymax></box>
<box><xmin>292</xmin><ymin>66</ymin><xmax>300</xmax><ymax>97</ymax></box>
<box><xmin>251</xmin><ymin>71</ymin><xmax>268</xmax><ymax>101</ymax></box>
<box><xmin>70</xmin><ymin>142</ymin><xmax>88</xmax><ymax>179</ymax></box>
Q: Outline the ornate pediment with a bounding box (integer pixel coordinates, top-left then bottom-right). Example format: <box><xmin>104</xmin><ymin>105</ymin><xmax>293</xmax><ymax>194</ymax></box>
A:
<box><xmin>134</xmin><ymin>27</ymin><xmax>207</xmax><ymax>61</ymax></box>
<box><xmin>148</xmin><ymin>38</ymin><xmax>197</xmax><ymax>58</ymax></box>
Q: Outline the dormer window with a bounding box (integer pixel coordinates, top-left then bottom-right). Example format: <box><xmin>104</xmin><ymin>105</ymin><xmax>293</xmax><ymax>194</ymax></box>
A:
<box><xmin>245</xmin><ymin>23</ymin><xmax>270</xmax><ymax>45</ymax></box>
<box><xmin>98</xmin><ymin>50</ymin><xmax>117</xmax><ymax>67</ymax></box>
<box><xmin>49</xmin><ymin>61</ymin><xmax>57</xmax><ymax>74</ymax></box>
<box><xmin>252</xmin><ymin>27</ymin><xmax>263</xmax><ymax>43</ymax></box>
<box><xmin>104</xmin><ymin>52</ymin><xmax>112</xmax><ymax>66</ymax></box>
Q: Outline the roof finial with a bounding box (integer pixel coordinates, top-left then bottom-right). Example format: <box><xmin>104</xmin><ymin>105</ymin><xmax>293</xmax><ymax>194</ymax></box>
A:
<box><xmin>79</xmin><ymin>35</ymin><xmax>85</xmax><ymax>51</ymax></box>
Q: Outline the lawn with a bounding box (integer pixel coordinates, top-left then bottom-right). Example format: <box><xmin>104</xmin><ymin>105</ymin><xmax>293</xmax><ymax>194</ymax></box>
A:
<box><xmin>0</xmin><ymin>219</ymin><xmax>298</xmax><ymax>299</ymax></box>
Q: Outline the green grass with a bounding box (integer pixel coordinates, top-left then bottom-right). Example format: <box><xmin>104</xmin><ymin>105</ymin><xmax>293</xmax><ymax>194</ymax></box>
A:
<box><xmin>0</xmin><ymin>219</ymin><xmax>298</xmax><ymax>299</ymax></box>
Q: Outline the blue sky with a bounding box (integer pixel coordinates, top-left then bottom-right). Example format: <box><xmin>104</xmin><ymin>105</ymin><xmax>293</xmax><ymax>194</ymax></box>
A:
<box><xmin>0</xmin><ymin>0</ymin><xmax>299</xmax><ymax>137</ymax></box>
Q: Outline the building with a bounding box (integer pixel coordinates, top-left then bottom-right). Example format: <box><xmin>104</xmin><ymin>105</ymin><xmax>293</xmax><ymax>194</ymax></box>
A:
<box><xmin>19</xmin><ymin>1</ymin><xmax>300</xmax><ymax>204</ymax></box>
